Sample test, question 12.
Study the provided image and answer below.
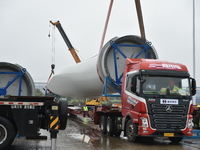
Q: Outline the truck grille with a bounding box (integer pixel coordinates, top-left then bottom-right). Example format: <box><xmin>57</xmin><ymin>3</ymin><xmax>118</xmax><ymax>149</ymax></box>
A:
<box><xmin>149</xmin><ymin>104</ymin><xmax>187</xmax><ymax>129</ymax></box>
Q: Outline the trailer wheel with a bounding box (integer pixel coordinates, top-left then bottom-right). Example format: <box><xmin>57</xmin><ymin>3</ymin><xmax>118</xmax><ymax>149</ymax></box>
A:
<box><xmin>100</xmin><ymin>115</ymin><xmax>107</xmax><ymax>134</ymax></box>
<box><xmin>107</xmin><ymin>116</ymin><xmax>114</xmax><ymax>136</ymax></box>
<box><xmin>0</xmin><ymin>117</ymin><xmax>16</xmax><ymax>149</ymax></box>
<box><xmin>58</xmin><ymin>98</ymin><xmax>68</xmax><ymax>130</ymax></box>
<box><xmin>168</xmin><ymin>137</ymin><xmax>183</xmax><ymax>143</ymax></box>
<box><xmin>126</xmin><ymin>119</ymin><xmax>140</xmax><ymax>143</ymax></box>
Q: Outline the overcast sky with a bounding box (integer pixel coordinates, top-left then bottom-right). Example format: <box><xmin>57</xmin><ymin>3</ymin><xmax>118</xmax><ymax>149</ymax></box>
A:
<box><xmin>0</xmin><ymin>0</ymin><xmax>199</xmax><ymax>86</ymax></box>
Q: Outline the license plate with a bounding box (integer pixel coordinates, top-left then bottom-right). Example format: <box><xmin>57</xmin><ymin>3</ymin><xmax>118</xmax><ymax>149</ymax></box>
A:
<box><xmin>164</xmin><ymin>133</ymin><xmax>174</xmax><ymax>137</ymax></box>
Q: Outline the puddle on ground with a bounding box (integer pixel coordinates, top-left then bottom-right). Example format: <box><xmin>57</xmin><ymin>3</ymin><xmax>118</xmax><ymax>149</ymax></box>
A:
<box><xmin>68</xmin><ymin>127</ymin><xmax>101</xmax><ymax>144</ymax></box>
<box><xmin>66</xmin><ymin>116</ymin><xmax>101</xmax><ymax>145</ymax></box>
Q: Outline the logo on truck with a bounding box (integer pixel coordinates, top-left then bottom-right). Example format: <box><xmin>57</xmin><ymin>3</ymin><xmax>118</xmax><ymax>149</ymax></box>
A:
<box><xmin>160</xmin><ymin>99</ymin><xmax>178</xmax><ymax>105</ymax></box>
<box><xmin>149</xmin><ymin>64</ymin><xmax>182</xmax><ymax>70</ymax></box>
<box><xmin>166</xmin><ymin>105</ymin><xmax>173</xmax><ymax>113</ymax></box>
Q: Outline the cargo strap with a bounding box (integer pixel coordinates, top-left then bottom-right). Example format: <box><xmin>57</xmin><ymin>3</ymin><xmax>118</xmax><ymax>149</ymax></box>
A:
<box><xmin>99</xmin><ymin>0</ymin><xmax>114</xmax><ymax>51</ymax></box>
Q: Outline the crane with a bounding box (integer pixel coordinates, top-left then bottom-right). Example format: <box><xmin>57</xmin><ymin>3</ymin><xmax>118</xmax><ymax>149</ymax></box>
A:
<box><xmin>50</xmin><ymin>21</ymin><xmax>81</xmax><ymax>63</ymax></box>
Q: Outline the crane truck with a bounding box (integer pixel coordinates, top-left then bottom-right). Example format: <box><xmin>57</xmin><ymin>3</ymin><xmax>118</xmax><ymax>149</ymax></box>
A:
<box><xmin>0</xmin><ymin>62</ymin><xmax>68</xmax><ymax>149</ymax></box>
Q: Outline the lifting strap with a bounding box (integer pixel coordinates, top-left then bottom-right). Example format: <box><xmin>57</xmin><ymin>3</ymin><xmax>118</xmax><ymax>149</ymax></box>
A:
<box><xmin>135</xmin><ymin>0</ymin><xmax>146</xmax><ymax>39</ymax></box>
<box><xmin>99</xmin><ymin>0</ymin><xmax>146</xmax><ymax>52</ymax></box>
<box><xmin>99</xmin><ymin>0</ymin><xmax>114</xmax><ymax>52</ymax></box>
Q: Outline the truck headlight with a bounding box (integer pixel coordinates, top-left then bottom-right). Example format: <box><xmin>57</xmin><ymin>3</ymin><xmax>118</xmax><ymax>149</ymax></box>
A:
<box><xmin>188</xmin><ymin>118</ymin><xmax>193</xmax><ymax>129</ymax></box>
<box><xmin>140</xmin><ymin>117</ymin><xmax>148</xmax><ymax>127</ymax></box>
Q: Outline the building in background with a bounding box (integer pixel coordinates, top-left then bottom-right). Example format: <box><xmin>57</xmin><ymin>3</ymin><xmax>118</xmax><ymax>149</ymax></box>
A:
<box><xmin>35</xmin><ymin>82</ymin><xmax>46</xmax><ymax>94</ymax></box>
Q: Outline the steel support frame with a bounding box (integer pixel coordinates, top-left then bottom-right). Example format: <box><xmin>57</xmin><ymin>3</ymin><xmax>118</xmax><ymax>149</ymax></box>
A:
<box><xmin>0</xmin><ymin>68</ymin><xmax>26</xmax><ymax>96</ymax></box>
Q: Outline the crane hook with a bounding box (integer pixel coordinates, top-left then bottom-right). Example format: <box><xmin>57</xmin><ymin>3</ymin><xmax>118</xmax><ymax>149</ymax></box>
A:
<box><xmin>51</xmin><ymin>64</ymin><xmax>55</xmax><ymax>74</ymax></box>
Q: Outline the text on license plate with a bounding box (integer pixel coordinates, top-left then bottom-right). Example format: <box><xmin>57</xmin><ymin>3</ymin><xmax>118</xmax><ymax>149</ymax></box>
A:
<box><xmin>164</xmin><ymin>133</ymin><xmax>174</xmax><ymax>137</ymax></box>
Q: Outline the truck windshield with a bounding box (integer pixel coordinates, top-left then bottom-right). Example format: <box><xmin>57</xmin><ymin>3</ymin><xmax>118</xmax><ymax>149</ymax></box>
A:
<box><xmin>142</xmin><ymin>76</ymin><xmax>191</xmax><ymax>96</ymax></box>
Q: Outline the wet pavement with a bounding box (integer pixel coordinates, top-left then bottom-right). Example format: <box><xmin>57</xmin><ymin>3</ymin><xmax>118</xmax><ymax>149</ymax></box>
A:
<box><xmin>9</xmin><ymin>115</ymin><xmax>200</xmax><ymax>150</ymax></box>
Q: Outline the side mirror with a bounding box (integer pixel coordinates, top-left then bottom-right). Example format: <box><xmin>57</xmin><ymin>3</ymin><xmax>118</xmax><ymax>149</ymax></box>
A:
<box><xmin>131</xmin><ymin>86</ymin><xmax>136</xmax><ymax>93</ymax></box>
<box><xmin>191</xmin><ymin>78</ymin><xmax>196</xmax><ymax>96</ymax></box>
<box><xmin>131</xmin><ymin>77</ymin><xmax>136</xmax><ymax>93</ymax></box>
<box><xmin>138</xmin><ymin>76</ymin><xmax>146</xmax><ymax>83</ymax></box>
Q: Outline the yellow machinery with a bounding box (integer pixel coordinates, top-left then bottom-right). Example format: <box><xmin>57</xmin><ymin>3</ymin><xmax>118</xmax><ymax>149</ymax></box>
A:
<box><xmin>86</xmin><ymin>97</ymin><xmax>108</xmax><ymax>106</ymax></box>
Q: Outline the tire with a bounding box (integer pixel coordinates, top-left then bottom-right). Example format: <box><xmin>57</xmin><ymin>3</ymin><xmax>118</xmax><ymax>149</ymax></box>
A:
<box><xmin>58</xmin><ymin>99</ymin><xmax>68</xmax><ymax>130</ymax></box>
<box><xmin>0</xmin><ymin>117</ymin><xmax>16</xmax><ymax>150</ymax></box>
<box><xmin>100</xmin><ymin>115</ymin><xmax>107</xmax><ymax>134</ymax></box>
<box><xmin>113</xmin><ymin>117</ymin><xmax>121</xmax><ymax>137</ymax></box>
<box><xmin>126</xmin><ymin>119</ymin><xmax>140</xmax><ymax>142</ymax></box>
<box><xmin>107</xmin><ymin>116</ymin><xmax>114</xmax><ymax>137</ymax></box>
<box><xmin>168</xmin><ymin>137</ymin><xmax>183</xmax><ymax>143</ymax></box>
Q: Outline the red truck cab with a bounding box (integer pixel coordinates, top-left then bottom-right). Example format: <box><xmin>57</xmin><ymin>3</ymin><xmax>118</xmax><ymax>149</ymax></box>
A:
<box><xmin>121</xmin><ymin>58</ymin><xmax>196</xmax><ymax>142</ymax></box>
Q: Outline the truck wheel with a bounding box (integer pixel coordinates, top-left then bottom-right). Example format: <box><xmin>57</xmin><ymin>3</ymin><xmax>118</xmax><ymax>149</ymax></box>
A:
<box><xmin>58</xmin><ymin>98</ymin><xmax>68</xmax><ymax>130</ymax></box>
<box><xmin>107</xmin><ymin>116</ymin><xmax>114</xmax><ymax>136</ymax></box>
<box><xmin>126</xmin><ymin>119</ymin><xmax>140</xmax><ymax>142</ymax></box>
<box><xmin>0</xmin><ymin>117</ymin><xmax>16</xmax><ymax>149</ymax></box>
<box><xmin>113</xmin><ymin>117</ymin><xmax>121</xmax><ymax>137</ymax></box>
<box><xmin>168</xmin><ymin>137</ymin><xmax>183</xmax><ymax>143</ymax></box>
<box><xmin>100</xmin><ymin>115</ymin><xmax>107</xmax><ymax>134</ymax></box>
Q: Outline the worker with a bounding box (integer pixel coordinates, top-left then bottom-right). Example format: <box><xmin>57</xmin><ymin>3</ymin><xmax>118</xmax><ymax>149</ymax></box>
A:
<box><xmin>166</xmin><ymin>79</ymin><xmax>180</xmax><ymax>91</ymax></box>
<box><xmin>83</xmin><ymin>105</ymin><xmax>88</xmax><ymax>111</ymax></box>
<box><xmin>83</xmin><ymin>105</ymin><xmax>90</xmax><ymax>117</ymax></box>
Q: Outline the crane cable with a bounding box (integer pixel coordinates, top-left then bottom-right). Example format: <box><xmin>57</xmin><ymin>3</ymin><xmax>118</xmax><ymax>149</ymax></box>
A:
<box><xmin>47</xmin><ymin>23</ymin><xmax>56</xmax><ymax>83</ymax></box>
